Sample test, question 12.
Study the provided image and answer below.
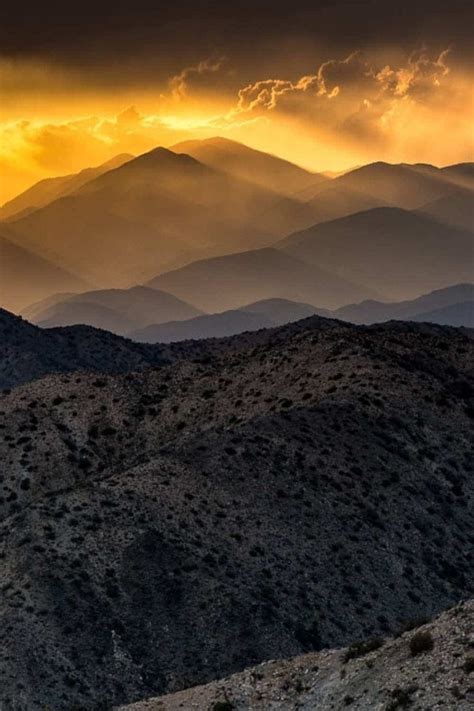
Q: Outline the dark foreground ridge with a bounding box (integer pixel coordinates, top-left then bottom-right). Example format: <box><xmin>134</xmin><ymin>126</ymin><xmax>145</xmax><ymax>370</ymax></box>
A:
<box><xmin>0</xmin><ymin>314</ymin><xmax>473</xmax><ymax>708</ymax></box>
<box><xmin>0</xmin><ymin>308</ymin><xmax>169</xmax><ymax>391</ymax></box>
<box><xmin>0</xmin><ymin>307</ymin><xmax>342</xmax><ymax>390</ymax></box>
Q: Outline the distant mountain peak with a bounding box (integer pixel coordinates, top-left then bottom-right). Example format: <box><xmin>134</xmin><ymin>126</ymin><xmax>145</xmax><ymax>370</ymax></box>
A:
<box><xmin>129</xmin><ymin>145</ymin><xmax>204</xmax><ymax>168</ymax></box>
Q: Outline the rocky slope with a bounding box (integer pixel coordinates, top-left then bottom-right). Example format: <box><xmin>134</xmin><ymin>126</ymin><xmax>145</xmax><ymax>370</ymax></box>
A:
<box><xmin>120</xmin><ymin>599</ymin><xmax>474</xmax><ymax>710</ymax></box>
<box><xmin>0</xmin><ymin>315</ymin><xmax>473</xmax><ymax>709</ymax></box>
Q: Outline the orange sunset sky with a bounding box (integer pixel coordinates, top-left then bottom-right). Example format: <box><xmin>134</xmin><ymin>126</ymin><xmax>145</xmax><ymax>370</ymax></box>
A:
<box><xmin>1</xmin><ymin>1</ymin><xmax>473</xmax><ymax>203</ymax></box>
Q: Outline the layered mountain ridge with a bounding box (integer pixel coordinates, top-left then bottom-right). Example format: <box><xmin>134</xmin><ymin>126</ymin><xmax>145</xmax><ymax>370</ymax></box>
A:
<box><xmin>2</xmin><ymin>139</ymin><xmax>472</xmax><ymax>314</ymax></box>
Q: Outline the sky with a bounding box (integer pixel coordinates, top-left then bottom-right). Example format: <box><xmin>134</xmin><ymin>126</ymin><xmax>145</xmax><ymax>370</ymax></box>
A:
<box><xmin>1</xmin><ymin>0</ymin><xmax>473</xmax><ymax>203</ymax></box>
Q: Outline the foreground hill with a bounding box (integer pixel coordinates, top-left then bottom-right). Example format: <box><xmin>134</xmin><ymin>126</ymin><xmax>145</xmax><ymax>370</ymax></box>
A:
<box><xmin>121</xmin><ymin>600</ymin><xmax>474</xmax><ymax>710</ymax></box>
<box><xmin>0</xmin><ymin>154</ymin><xmax>133</xmax><ymax>221</ymax></box>
<box><xmin>1</xmin><ymin>314</ymin><xmax>473</xmax><ymax>708</ymax></box>
<box><xmin>147</xmin><ymin>247</ymin><xmax>376</xmax><ymax>312</ymax></box>
<box><xmin>0</xmin><ymin>235</ymin><xmax>90</xmax><ymax>313</ymax></box>
<box><xmin>5</xmin><ymin>147</ymin><xmax>318</xmax><ymax>287</ymax></box>
<box><xmin>279</xmin><ymin>207</ymin><xmax>474</xmax><ymax>300</ymax></box>
<box><xmin>24</xmin><ymin>286</ymin><xmax>203</xmax><ymax>335</ymax></box>
<box><xmin>171</xmin><ymin>137</ymin><xmax>325</xmax><ymax>195</ymax></box>
<box><xmin>131</xmin><ymin>298</ymin><xmax>323</xmax><ymax>343</ymax></box>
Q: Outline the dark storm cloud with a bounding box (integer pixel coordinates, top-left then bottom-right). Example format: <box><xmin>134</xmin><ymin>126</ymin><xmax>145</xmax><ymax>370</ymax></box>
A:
<box><xmin>1</xmin><ymin>0</ymin><xmax>472</xmax><ymax>69</ymax></box>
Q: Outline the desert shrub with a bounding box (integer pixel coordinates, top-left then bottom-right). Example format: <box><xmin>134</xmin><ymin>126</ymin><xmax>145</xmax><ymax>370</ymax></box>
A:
<box><xmin>409</xmin><ymin>630</ymin><xmax>434</xmax><ymax>656</ymax></box>
<box><xmin>343</xmin><ymin>637</ymin><xmax>384</xmax><ymax>663</ymax></box>
<box><xmin>463</xmin><ymin>655</ymin><xmax>474</xmax><ymax>673</ymax></box>
<box><xmin>387</xmin><ymin>685</ymin><xmax>417</xmax><ymax>709</ymax></box>
<box><xmin>212</xmin><ymin>702</ymin><xmax>234</xmax><ymax>711</ymax></box>
<box><xmin>92</xmin><ymin>379</ymin><xmax>107</xmax><ymax>387</ymax></box>
<box><xmin>396</xmin><ymin>616</ymin><xmax>428</xmax><ymax>636</ymax></box>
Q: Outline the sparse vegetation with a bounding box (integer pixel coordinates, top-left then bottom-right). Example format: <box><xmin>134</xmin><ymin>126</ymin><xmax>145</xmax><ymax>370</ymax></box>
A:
<box><xmin>463</xmin><ymin>655</ymin><xmax>474</xmax><ymax>673</ymax></box>
<box><xmin>343</xmin><ymin>637</ymin><xmax>384</xmax><ymax>663</ymax></box>
<box><xmin>0</xmin><ymin>312</ymin><xmax>472</xmax><ymax>709</ymax></box>
<box><xmin>409</xmin><ymin>630</ymin><xmax>434</xmax><ymax>656</ymax></box>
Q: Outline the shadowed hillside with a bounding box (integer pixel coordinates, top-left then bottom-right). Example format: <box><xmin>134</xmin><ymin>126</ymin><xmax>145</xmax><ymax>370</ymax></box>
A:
<box><xmin>1</xmin><ymin>313</ymin><xmax>473</xmax><ymax>708</ymax></box>
<box><xmin>0</xmin><ymin>235</ymin><xmax>90</xmax><ymax>313</ymax></box>
<box><xmin>0</xmin><ymin>309</ymin><xmax>170</xmax><ymax>390</ymax></box>
<box><xmin>147</xmin><ymin>247</ymin><xmax>377</xmax><ymax>312</ymax></box>
<box><xmin>280</xmin><ymin>207</ymin><xmax>473</xmax><ymax>300</ymax></box>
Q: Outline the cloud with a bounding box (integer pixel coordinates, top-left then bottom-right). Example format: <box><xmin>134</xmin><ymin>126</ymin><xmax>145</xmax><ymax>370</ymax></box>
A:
<box><xmin>169</xmin><ymin>57</ymin><xmax>224</xmax><ymax>100</ymax></box>
<box><xmin>218</xmin><ymin>47</ymin><xmax>472</xmax><ymax>161</ymax></box>
<box><xmin>1</xmin><ymin>48</ymin><xmax>471</xmax><ymax>204</ymax></box>
<box><xmin>376</xmin><ymin>48</ymin><xmax>450</xmax><ymax>98</ymax></box>
<box><xmin>229</xmin><ymin>49</ymin><xmax>453</xmax><ymax>120</ymax></box>
<box><xmin>317</xmin><ymin>51</ymin><xmax>375</xmax><ymax>97</ymax></box>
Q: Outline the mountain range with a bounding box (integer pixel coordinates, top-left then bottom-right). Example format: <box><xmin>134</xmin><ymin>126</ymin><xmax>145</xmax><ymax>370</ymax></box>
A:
<box><xmin>18</xmin><ymin>283</ymin><xmax>473</xmax><ymax>343</ymax></box>
<box><xmin>334</xmin><ymin>283</ymin><xmax>474</xmax><ymax>325</ymax></box>
<box><xmin>1</xmin><ymin>309</ymin><xmax>473</xmax><ymax>708</ymax></box>
<box><xmin>130</xmin><ymin>298</ymin><xmax>323</xmax><ymax>343</ymax></box>
<box><xmin>131</xmin><ymin>284</ymin><xmax>474</xmax><ymax>343</ymax></box>
<box><xmin>23</xmin><ymin>286</ymin><xmax>202</xmax><ymax>336</ymax></box>
<box><xmin>1</xmin><ymin>136</ymin><xmax>473</xmax><ymax>711</ymax></box>
<box><xmin>279</xmin><ymin>207</ymin><xmax>473</xmax><ymax>300</ymax></box>
<box><xmin>2</xmin><ymin>145</ymin><xmax>318</xmax><ymax>295</ymax></box>
<box><xmin>1</xmin><ymin>138</ymin><xmax>472</xmax><ymax>315</ymax></box>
